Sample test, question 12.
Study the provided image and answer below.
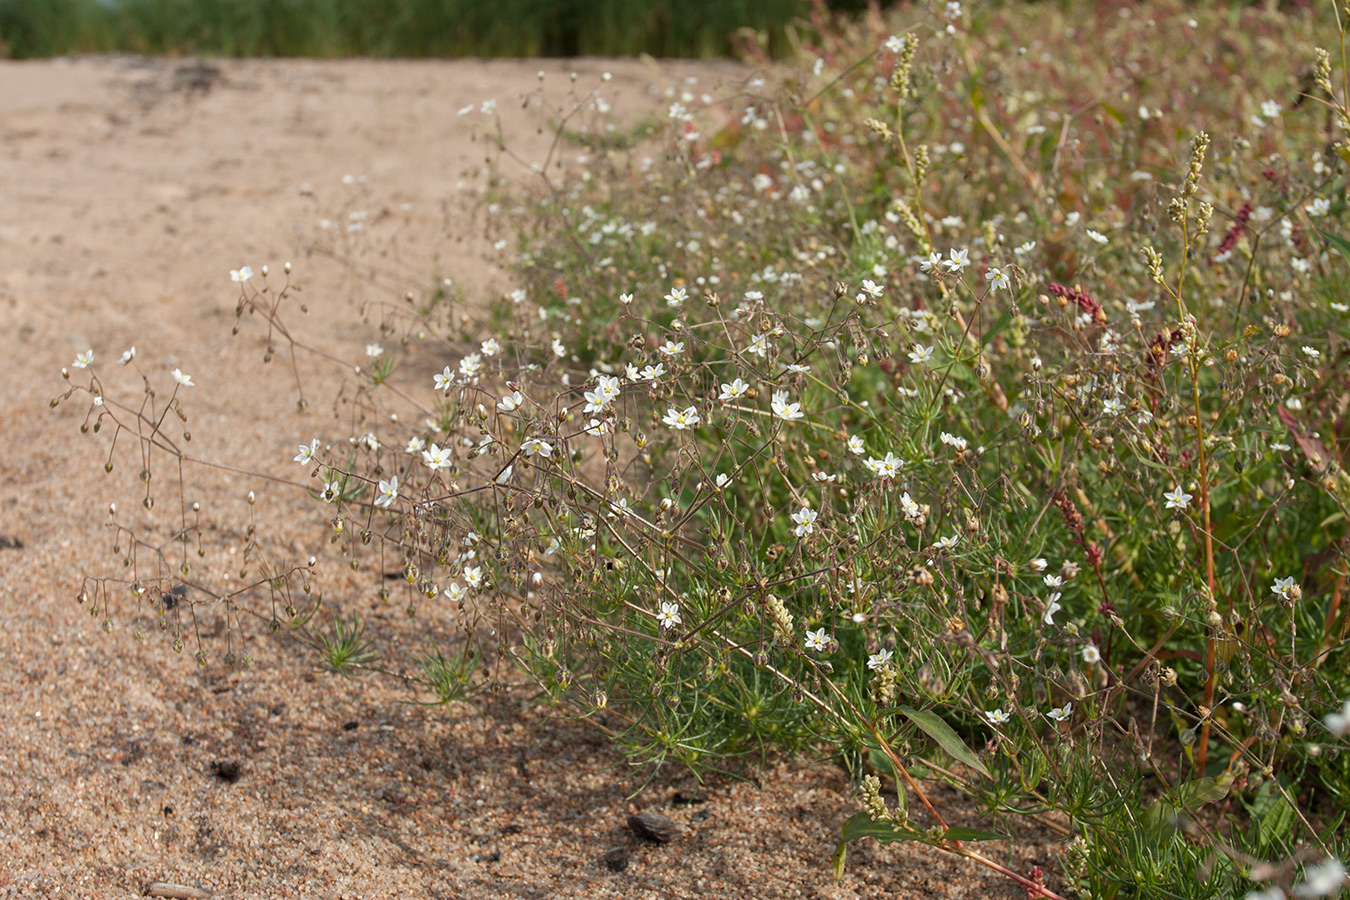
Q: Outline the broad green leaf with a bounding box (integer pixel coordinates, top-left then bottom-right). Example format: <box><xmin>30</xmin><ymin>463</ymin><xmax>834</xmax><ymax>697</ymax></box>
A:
<box><xmin>942</xmin><ymin>826</ymin><xmax>1011</xmax><ymax>842</ymax></box>
<box><xmin>900</xmin><ymin>705</ymin><xmax>992</xmax><ymax>779</ymax></box>
<box><xmin>1318</xmin><ymin>228</ymin><xmax>1350</xmax><ymax>268</ymax></box>
<box><xmin>1178</xmin><ymin>775</ymin><xmax>1232</xmax><ymax>809</ymax></box>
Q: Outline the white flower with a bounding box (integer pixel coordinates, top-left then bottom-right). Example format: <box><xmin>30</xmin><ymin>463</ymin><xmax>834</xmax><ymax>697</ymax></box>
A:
<box><xmin>1044</xmin><ymin>574</ymin><xmax>1063</xmax><ymax>589</ymax></box>
<box><xmin>657</xmin><ymin>601</ymin><xmax>682</xmax><ymax>630</ymax></box>
<box><xmin>551</xmin><ymin>338</ymin><xmax>567</xmax><ymax>358</ymax></box>
<box><xmin>583</xmin><ymin>378</ymin><xmax>619</xmax><ymax>414</ymax></box>
<box><xmin>940</xmin><ymin>432</ymin><xmax>968</xmax><ymax>452</ymax></box>
<box><xmin>1164</xmin><ymin>485</ymin><xmax>1193</xmax><ymax>510</ymax></box>
<box><xmin>480</xmin><ymin>99</ymin><xmax>496</xmax><ymax>115</ymax></box>
<box><xmin>791</xmin><ymin>506</ymin><xmax>818</xmax><ymax>537</ymax></box>
<box><xmin>943</xmin><ymin>248</ymin><xmax>970</xmax><ymax>272</ymax></box>
<box><xmin>920</xmin><ymin>251</ymin><xmax>943</xmax><ymax>272</ymax></box>
<box><xmin>444</xmin><ymin>582</ymin><xmax>467</xmax><ymax>603</ymax></box>
<box><xmin>365</xmin><ymin>343</ymin><xmax>383</xmax><ymax>359</ymax></box>
<box><xmin>662</xmin><ymin>405</ymin><xmax>701</xmax><ymax>430</ymax></box>
<box><xmin>931</xmin><ymin>534</ymin><xmax>959</xmax><ymax>551</ymax></box>
<box><xmin>771</xmin><ymin>390</ymin><xmax>805</xmax><ymax>421</ymax></box>
<box><xmin>812</xmin><ymin>471</ymin><xmax>837</xmax><ymax>483</ymax></box>
<box><xmin>985</xmin><ymin>708</ymin><xmax>1011</xmax><ymax>725</ymax></box>
<box><xmin>1307</xmin><ymin>198</ymin><xmax>1331</xmax><ymax>218</ymax></box>
<box><xmin>521</xmin><ymin>438</ymin><xmax>553</xmax><ymax>458</ymax></box>
<box><xmin>421</xmin><ymin>443</ymin><xmax>452</xmax><ymax>470</ymax></box>
<box><xmin>1086</xmin><ymin>229</ymin><xmax>1109</xmax><ymax>245</ymax></box>
<box><xmin>1292</xmin><ymin>859</ymin><xmax>1346</xmax><ymax>898</ymax></box>
<box><xmin>867</xmin><ymin>648</ymin><xmax>893</xmax><ymax>670</ymax></box>
<box><xmin>848</xmin><ymin>435</ymin><xmax>866</xmax><ymax>455</ymax></box>
<box><xmin>1047</xmin><ymin>702</ymin><xmax>1073</xmax><ymax>723</ymax></box>
<box><xmin>659</xmin><ymin>340</ymin><xmax>685</xmax><ymax>359</ymax></box>
<box><xmin>118</xmin><ymin>347</ymin><xmax>136</xmax><ymax>365</ymax></box>
<box><xmin>171</xmin><ymin>368</ymin><xmax>194</xmax><ymax>387</ymax></box>
<box><xmin>1302</xmin><ymin>346</ymin><xmax>1321</xmax><ymax>359</ymax></box>
<box><xmin>72</xmin><ymin>349</ymin><xmax>94</xmax><ymax>369</ymax></box>
<box><xmin>619</xmin><ymin>292</ymin><xmax>634</xmax><ymax>305</ymax></box>
<box><xmin>1081</xmin><ymin>644</ymin><xmax>1101</xmax><ymax>665</ymax></box>
<box><xmin>1261</xmin><ymin>99</ymin><xmax>1282</xmax><ymax>119</ymax></box>
<box><xmin>805</xmin><ymin>628</ymin><xmax>831</xmax><ymax>652</ymax></box>
<box><xmin>495</xmin><ymin>464</ymin><xmax>514</xmax><ymax>483</ymax></box>
<box><xmin>463</xmin><ymin>566</ymin><xmax>484</xmax><ymax>589</ymax></box>
<box><xmin>1014</xmin><ymin>240</ymin><xmax>1037</xmax><ymax>257</ymax></box>
<box><xmin>860</xmin><ymin>279</ymin><xmax>884</xmax><ymax>297</ymax></box>
<box><xmin>715</xmin><ymin>473</ymin><xmax>732</xmax><ymax>489</ymax></box>
<box><xmin>583</xmin><ymin>419</ymin><xmax>610</xmax><ymax>437</ymax></box>
<box><xmin>908</xmin><ymin>344</ymin><xmax>934</xmax><ymax>365</ymax></box>
<box><xmin>230</xmin><ymin>266</ymin><xmax>253</xmax><ymax>283</ymax></box>
<box><xmin>497</xmin><ymin>390</ymin><xmax>524</xmax><ymax>412</ymax></box>
<box><xmin>480</xmin><ymin>338</ymin><xmax>501</xmax><ymax>356</ymax></box>
<box><xmin>1323</xmin><ymin>699</ymin><xmax>1350</xmax><ymax>736</ymax></box>
<box><xmin>884</xmin><ymin>34</ymin><xmax>903</xmax><ymax>53</ymax></box>
<box><xmin>1029</xmin><ymin>558</ymin><xmax>1048</xmax><ymax>572</ymax></box>
<box><xmin>746</xmin><ymin>333</ymin><xmax>771</xmax><ymax>357</ymax></box>
<box><xmin>374</xmin><ymin>475</ymin><xmax>399</xmax><ymax>509</ymax></box>
<box><xmin>1103</xmin><ymin>396</ymin><xmax>1125</xmax><ymax>415</ymax></box>
<box><xmin>985</xmin><ymin>267</ymin><xmax>1010</xmax><ymax>290</ymax></box>
<box><xmin>458</xmin><ymin>353</ymin><xmax>483</xmax><ymax>380</ymax></box>
<box><xmin>321</xmin><ymin>481</ymin><xmax>342</xmax><ymax>503</ymax></box>
<box><xmin>294</xmin><ymin>439</ymin><xmax>319</xmax><ymax>465</ymax></box>
<box><xmin>899</xmin><ymin>491</ymin><xmax>921</xmax><ymax>520</ymax></box>
<box><xmin>433</xmin><ymin>366</ymin><xmax>454</xmax><ymax>392</ymax></box>
<box><xmin>1043</xmin><ymin>593</ymin><xmax>1062</xmax><ymax>626</ymax></box>
<box><xmin>664</xmin><ymin>286</ymin><xmax>687</xmax><ymax>307</ymax></box>
<box><xmin>1246</xmin><ymin>889</ymin><xmax>1286</xmax><ymax>900</ymax></box>
<box><xmin>719</xmin><ymin>378</ymin><xmax>749</xmax><ymax>400</ymax></box>
<box><xmin>1271</xmin><ymin>576</ymin><xmax>1298</xmax><ymax>600</ymax></box>
<box><xmin>869</xmin><ymin>452</ymin><xmax>904</xmax><ymax>481</ymax></box>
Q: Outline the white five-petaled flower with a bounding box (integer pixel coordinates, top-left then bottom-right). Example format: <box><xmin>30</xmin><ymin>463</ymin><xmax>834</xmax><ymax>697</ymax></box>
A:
<box><xmin>1164</xmin><ymin>485</ymin><xmax>1193</xmax><ymax>510</ymax></box>
<box><xmin>715</xmin><ymin>473</ymin><xmax>732</xmax><ymax>489</ymax></box>
<box><xmin>1081</xmin><ymin>644</ymin><xmax>1101</xmax><ymax>665</ymax></box>
<box><xmin>1103</xmin><ymin>396</ymin><xmax>1125</xmax><ymax>415</ymax></box>
<box><xmin>72</xmin><ymin>349</ymin><xmax>94</xmax><ymax>369</ymax></box>
<box><xmin>294</xmin><ymin>439</ymin><xmax>319</xmax><ymax>465</ymax></box>
<box><xmin>1291</xmin><ymin>858</ymin><xmax>1346</xmax><ymax>898</ymax></box>
<box><xmin>662</xmin><ymin>405</ymin><xmax>700</xmax><ymax>430</ymax></box>
<box><xmin>1086</xmin><ymin>229</ymin><xmax>1109</xmax><ymax>245</ymax></box>
<box><xmin>365</xmin><ymin>343</ymin><xmax>383</xmax><ymax>359</ymax></box>
<box><xmin>321</xmin><ymin>480</ymin><xmax>342</xmax><ymax>503</ymax></box>
<box><xmin>1306</xmin><ymin>198</ymin><xmax>1332</xmax><ymax>218</ymax></box>
<box><xmin>1323</xmin><ymin>699</ymin><xmax>1350</xmax><ymax>736</ymax></box>
<box><xmin>805</xmin><ymin>627</ymin><xmax>831</xmax><ymax>652</ymax></box>
<box><xmin>171</xmin><ymin>368</ymin><xmax>194</xmax><ymax>387</ymax></box>
<box><xmin>860</xmin><ymin>279</ymin><xmax>884</xmax><ymax>297</ymax></box>
<box><xmin>791</xmin><ymin>506</ymin><xmax>818</xmax><ymax>537</ymax></box>
<box><xmin>719</xmin><ymin>378</ymin><xmax>749</xmax><ymax>400</ymax></box>
<box><xmin>664</xmin><ymin>286</ymin><xmax>687</xmax><ymax>307</ymax></box>
<box><xmin>458</xmin><ymin>353</ymin><xmax>483</xmax><ymax>380</ymax></box>
<box><xmin>657</xmin><ymin>601</ymin><xmax>682</xmax><ymax>630</ymax></box>
<box><xmin>1047</xmin><ymin>702</ymin><xmax>1073</xmax><ymax>723</ymax></box>
<box><xmin>848</xmin><ymin>435</ymin><xmax>866</xmax><ymax>455</ymax></box>
<box><xmin>463</xmin><ymin>565</ymin><xmax>484</xmax><ymax>589</ymax></box>
<box><xmin>521</xmin><ymin>438</ymin><xmax>554</xmax><ymax>458</ymax></box>
<box><xmin>444</xmin><ymin>582</ymin><xmax>467</xmax><ymax>603</ymax></box>
<box><xmin>867</xmin><ymin>648</ymin><xmax>893</xmax><ymax>670</ymax></box>
<box><xmin>639</xmin><ymin>363</ymin><xmax>666</xmax><ymax>381</ymax></box>
<box><xmin>746</xmin><ymin>333</ymin><xmax>771</xmax><ymax>357</ymax></box>
<box><xmin>920</xmin><ymin>251</ymin><xmax>943</xmax><ymax>272</ymax></box>
<box><xmin>480</xmin><ymin>338</ymin><xmax>501</xmax><ymax>356</ymax></box>
<box><xmin>119</xmin><ymin>347</ymin><xmax>136</xmax><ymax>365</ymax></box>
<box><xmin>584</xmin><ymin>375</ymin><xmax>621</xmax><ymax>413</ymax></box>
<box><xmin>985</xmin><ymin>708</ymin><xmax>1011</xmax><ymax>725</ymax></box>
<box><xmin>421</xmin><ymin>443</ymin><xmax>452</xmax><ymax>470</ymax></box>
<box><xmin>497</xmin><ymin>390</ymin><xmax>524</xmax><ymax>412</ymax></box>
<box><xmin>1271</xmin><ymin>576</ymin><xmax>1298</xmax><ymax>600</ymax></box>
<box><xmin>230</xmin><ymin>266</ymin><xmax>253</xmax><ymax>283</ymax></box>
<box><xmin>943</xmin><ymin>248</ymin><xmax>971</xmax><ymax>272</ymax></box>
<box><xmin>434</xmin><ymin>366</ymin><xmax>454</xmax><ymax>392</ymax></box>
<box><xmin>908</xmin><ymin>344</ymin><xmax>934</xmax><ymax>365</ymax></box>
<box><xmin>1044</xmin><ymin>574</ymin><xmax>1063</xmax><ymax>589</ymax></box>
<box><xmin>771</xmin><ymin>390</ymin><xmax>805</xmax><ymax>421</ymax></box>
<box><xmin>985</xmin><ymin>267</ymin><xmax>1010</xmax><ymax>291</ymax></box>
<box><xmin>374</xmin><ymin>475</ymin><xmax>399</xmax><ymax>509</ymax></box>
<box><xmin>931</xmin><ymin>534</ymin><xmax>959</xmax><ymax>551</ymax></box>
<box><xmin>659</xmin><ymin>339</ymin><xmax>685</xmax><ymax>357</ymax></box>
<box><xmin>1302</xmin><ymin>346</ymin><xmax>1321</xmax><ymax>359</ymax></box>
<box><xmin>1043</xmin><ymin>593</ymin><xmax>1062</xmax><ymax>626</ymax></box>
<box><xmin>869</xmin><ymin>452</ymin><xmax>904</xmax><ymax>480</ymax></box>
<box><xmin>899</xmin><ymin>491</ymin><xmax>921</xmax><ymax>519</ymax></box>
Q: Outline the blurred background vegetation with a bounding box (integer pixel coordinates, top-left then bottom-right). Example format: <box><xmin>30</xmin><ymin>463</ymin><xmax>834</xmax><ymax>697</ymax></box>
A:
<box><xmin>0</xmin><ymin>0</ymin><xmax>877</xmax><ymax>59</ymax></box>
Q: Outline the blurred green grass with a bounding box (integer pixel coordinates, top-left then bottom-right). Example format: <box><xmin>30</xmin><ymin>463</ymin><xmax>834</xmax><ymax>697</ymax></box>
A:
<box><xmin>0</xmin><ymin>0</ymin><xmax>825</xmax><ymax>59</ymax></box>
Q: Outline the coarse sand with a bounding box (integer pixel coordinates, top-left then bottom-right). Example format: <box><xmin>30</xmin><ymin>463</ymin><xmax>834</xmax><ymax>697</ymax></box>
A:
<box><xmin>0</xmin><ymin>55</ymin><xmax>1054</xmax><ymax>899</ymax></box>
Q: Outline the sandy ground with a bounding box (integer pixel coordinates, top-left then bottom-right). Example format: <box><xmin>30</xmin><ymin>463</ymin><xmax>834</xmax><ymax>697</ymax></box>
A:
<box><xmin>0</xmin><ymin>56</ymin><xmax>1052</xmax><ymax>899</ymax></box>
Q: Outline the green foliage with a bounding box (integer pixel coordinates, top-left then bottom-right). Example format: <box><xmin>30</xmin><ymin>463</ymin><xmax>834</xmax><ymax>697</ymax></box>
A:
<box><xmin>0</xmin><ymin>0</ymin><xmax>809</xmax><ymax>59</ymax></box>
